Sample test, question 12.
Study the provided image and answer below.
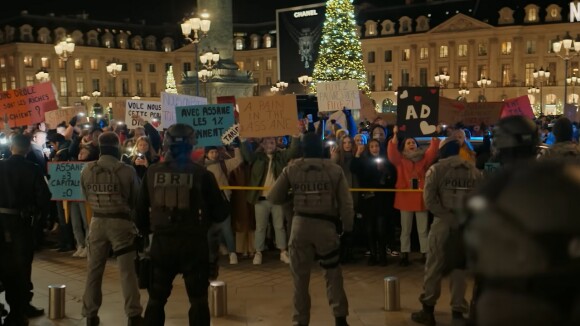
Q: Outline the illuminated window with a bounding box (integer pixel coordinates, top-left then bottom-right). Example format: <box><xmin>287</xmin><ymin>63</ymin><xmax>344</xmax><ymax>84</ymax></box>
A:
<box><xmin>76</xmin><ymin>76</ymin><xmax>85</xmax><ymax>95</ymax></box>
<box><xmin>525</xmin><ymin>63</ymin><xmax>535</xmax><ymax>86</ymax></box>
<box><xmin>60</xmin><ymin>76</ymin><xmax>67</xmax><ymax>97</ymax></box>
<box><xmin>459</xmin><ymin>66</ymin><xmax>468</xmax><ymax>84</ymax></box>
<box><xmin>236</xmin><ymin>61</ymin><xmax>244</xmax><ymax>70</ymax></box>
<box><xmin>74</xmin><ymin>58</ymin><xmax>82</xmax><ymax>70</ymax></box>
<box><xmin>23</xmin><ymin>56</ymin><xmax>33</xmax><ymax>67</ymax></box>
<box><xmin>501</xmin><ymin>64</ymin><xmax>511</xmax><ymax>86</ymax></box>
<box><xmin>478</xmin><ymin>43</ymin><xmax>487</xmax><ymax>56</ymax></box>
<box><xmin>26</xmin><ymin>75</ymin><xmax>34</xmax><ymax>87</ymax></box>
<box><xmin>439</xmin><ymin>45</ymin><xmax>448</xmax><ymax>58</ymax></box>
<box><xmin>235</xmin><ymin>39</ymin><xmax>244</xmax><ymax>50</ymax></box>
<box><xmin>267</xmin><ymin>59</ymin><xmax>272</xmax><ymax>70</ymax></box>
<box><xmin>526</xmin><ymin>40</ymin><xmax>536</xmax><ymax>54</ymax></box>
<box><xmin>0</xmin><ymin>58</ymin><xmax>5</xmax><ymax>68</ymax></box>
<box><xmin>41</xmin><ymin>57</ymin><xmax>50</xmax><ymax>68</ymax></box>
<box><xmin>501</xmin><ymin>42</ymin><xmax>512</xmax><ymax>55</ymax></box>
<box><xmin>458</xmin><ymin>44</ymin><xmax>468</xmax><ymax>57</ymax></box>
<box><xmin>420</xmin><ymin>47</ymin><xmax>428</xmax><ymax>60</ymax></box>
<box><xmin>254</xmin><ymin>60</ymin><xmax>260</xmax><ymax>70</ymax></box>
<box><xmin>264</xmin><ymin>35</ymin><xmax>272</xmax><ymax>48</ymax></box>
<box><xmin>402</xmin><ymin>49</ymin><xmax>410</xmax><ymax>61</ymax></box>
<box><xmin>90</xmin><ymin>59</ymin><xmax>98</xmax><ymax>70</ymax></box>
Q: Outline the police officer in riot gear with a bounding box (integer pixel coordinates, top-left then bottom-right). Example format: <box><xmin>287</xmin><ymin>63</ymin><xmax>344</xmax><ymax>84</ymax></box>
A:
<box><xmin>411</xmin><ymin>138</ymin><xmax>483</xmax><ymax>325</ymax></box>
<box><xmin>80</xmin><ymin>131</ymin><xmax>143</xmax><ymax>326</ymax></box>
<box><xmin>268</xmin><ymin>132</ymin><xmax>354</xmax><ymax>326</ymax></box>
<box><xmin>487</xmin><ymin>115</ymin><xmax>539</xmax><ymax>168</ymax></box>
<box><xmin>0</xmin><ymin>134</ymin><xmax>51</xmax><ymax>326</ymax></box>
<box><xmin>137</xmin><ymin>123</ymin><xmax>228</xmax><ymax>326</ymax></box>
<box><xmin>465</xmin><ymin>160</ymin><xmax>580</xmax><ymax>325</ymax></box>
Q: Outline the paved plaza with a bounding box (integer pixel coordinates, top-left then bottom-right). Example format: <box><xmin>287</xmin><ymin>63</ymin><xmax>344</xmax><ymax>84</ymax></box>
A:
<box><xmin>1</xmin><ymin>249</ymin><xmax>475</xmax><ymax>326</ymax></box>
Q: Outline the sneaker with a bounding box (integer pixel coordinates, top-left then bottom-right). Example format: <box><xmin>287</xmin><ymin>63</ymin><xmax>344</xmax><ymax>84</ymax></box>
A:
<box><xmin>72</xmin><ymin>247</ymin><xmax>83</xmax><ymax>257</ymax></box>
<box><xmin>78</xmin><ymin>247</ymin><xmax>88</xmax><ymax>258</ymax></box>
<box><xmin>219</xmin><ymin>244</ymin><xmax>229</xmax><ymax>256</ymax></box>
<box><xmin>387</xmin><ymin>248</ymin><xmax>400</xmax><ymax>257</ymax></box>
<box><xmin>229</xmin><ymin>252</ymin><xmax>238</xmax><ymax>265</ymax></box>
<box><xmin>253</xmin><ymin>252</ymin><xmax>263</xmax><ymax>265</ymax></box>
<box><xmin>280</xmin><ymin>251</ymin><xmax>290</xmax><ymax>264</ymax></box>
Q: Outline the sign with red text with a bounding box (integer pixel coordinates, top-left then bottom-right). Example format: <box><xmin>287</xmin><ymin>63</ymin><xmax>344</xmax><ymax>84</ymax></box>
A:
<box><xmin>316</xmin><ymin>80</ymin><xmax>361</xmax><ymax>112</ymax></box>
<box><xmin>0</xmin><ymin>82</ymin><xmax>59</xmax><ymax>127</ymax></box>
<box><xmin>160</xmin><ymin>92</ymin><xmax>207</xmax><ymax>129</ymax></box>
<box><xmin>238</xmin><ymin>95</ymin><xmax>299</xmax><ymax>137</ymax></box>
<box><xmin>125</xmin><ymin>100</ymin><xmax>163</xmax><ymax>130</ymax></box>
<box><xmin>500</xmin><ymin>96</ymin><xmax>535</xmax><ymax>119</ymax></box>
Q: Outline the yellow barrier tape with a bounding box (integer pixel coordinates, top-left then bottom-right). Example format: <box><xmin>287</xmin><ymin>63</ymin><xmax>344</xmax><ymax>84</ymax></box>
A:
<box><xmin>220</xmin><ymin>186</ymin><xmax>423</xmax><ymax>193</ymax></box>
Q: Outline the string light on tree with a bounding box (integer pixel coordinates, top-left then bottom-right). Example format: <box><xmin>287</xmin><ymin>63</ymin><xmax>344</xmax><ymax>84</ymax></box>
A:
<box><xmin>165</xmin><ymin>65</ymin><xmax>178</xmax><ymax>94</ymax></box>
<box><xmin>311</xmin><ymin>0</ymin><xmax>370</xmax><ymax>94</ymax></box>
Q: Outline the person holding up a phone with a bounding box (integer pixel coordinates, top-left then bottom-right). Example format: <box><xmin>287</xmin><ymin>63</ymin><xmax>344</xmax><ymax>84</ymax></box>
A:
<box><xmin>123</xmin><ymin>136</ymin><xmax>159</xmax><ymax>179</ymax></box>
<box><xmin>387</xmin><ymin>126</ymin><xmax>440</xmax><ymax>266</ymax></box>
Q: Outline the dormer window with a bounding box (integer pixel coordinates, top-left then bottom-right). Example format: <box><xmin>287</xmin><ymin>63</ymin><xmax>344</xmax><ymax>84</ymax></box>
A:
<box><xmin>235</xmin><ymin>38</ymin><xmax>244</xmax><ymax>50</ymax></box>
<box><xmin>381</xmin><ymin>20</ymin><xmax>395</xmax><ymax>35</ymax></box>
<box><xmin>250</xmin><ymin>34</ymin><xmax>260</xmax><ymax>49</ymax></box>
<box><xmin>364</xmin><ymin>20</ymin><xmax>378</xmax><ymax>37</ymax></box>
<box><xmin>524</xmin><ymin>4</ymin><xmax>540</xmax><ymax>23</ymax></box>
<box><xmin>263</xmin><ymin>34</ymin><xmax>273</xmax><ymax>48</ymax></box>
<box><xmin>498</xmin><ymin>7</ymin><xmax>515</xmax><ymax>25</ymax></box>
<box><xmin>545</xmin><ymin>4</ymin><xmax>562</xmax><ymax>22</ymax></box>
<box><xmin>399</xmin><ymin>16</ymin><xmax>412</xmax><ymax>33</ymax></box>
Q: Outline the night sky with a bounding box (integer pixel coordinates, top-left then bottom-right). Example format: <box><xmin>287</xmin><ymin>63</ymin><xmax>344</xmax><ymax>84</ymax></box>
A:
<box><xmin>1</xmin><ymin>0</ymin><xmax>389</xmax><ymax>24</ymax></box>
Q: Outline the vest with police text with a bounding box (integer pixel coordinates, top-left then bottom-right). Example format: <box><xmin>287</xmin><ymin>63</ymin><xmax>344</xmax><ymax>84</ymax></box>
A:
<box><xmin>146</xmin><ymin>161</ymin><xmax>204</xmax><ymax>230</ymax></box>
<box><xmin>290</xmin><ymin>159</ymin><xmax>337</xmax><ymax>217</ymax></box>
<box><xmin>85</xmin><ymin>161</ymin><xmax>128</xmax><ymax>215</ymax></box>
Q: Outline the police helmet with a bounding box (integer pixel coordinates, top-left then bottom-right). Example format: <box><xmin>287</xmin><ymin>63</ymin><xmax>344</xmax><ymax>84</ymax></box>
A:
<box><xmin>163</xmin><ymin>123</ymin><xmax>196</xmax><ymax>154</ymax></box>
<box><xmin>492</xmin><ymin>115</ymin><xmax>539</xmax><ymax>150</ymax></box>
<box><xmin>465</xmin><ymin>160</ymin><xmax>580</xmax><ymax>279</ymax></box>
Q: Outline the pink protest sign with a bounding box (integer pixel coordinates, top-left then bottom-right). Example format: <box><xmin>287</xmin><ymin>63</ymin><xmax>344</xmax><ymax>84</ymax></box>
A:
<box><xmin>500</xmin><ymin>96</ymin><xmax>535</xmax><ymax>119</ymax></box>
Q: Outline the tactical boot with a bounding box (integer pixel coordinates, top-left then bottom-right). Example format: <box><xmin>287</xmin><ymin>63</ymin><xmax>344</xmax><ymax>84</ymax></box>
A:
<box><xmin>86</xmin><ymin>316</ymin><xmax>100</xmax><ymax>326</ymax></box>
<box><xmin>399</xmin><ymin>253</ymin><xmax>410</xmax><ymax>267</ymax></box>
<box><xmin>411</xmin><ymin>304</ymin><xmax>436</xmax><ymax>325</ymax></box>
<box><xmin>335</xmin><ymin>316</ymin><xmax>349</xmax><ymax>326</ymax></box>
<box><xmin>128</xmin><ymin>315</ymin><xmax>144</xmax><ymax>326</ymax></box>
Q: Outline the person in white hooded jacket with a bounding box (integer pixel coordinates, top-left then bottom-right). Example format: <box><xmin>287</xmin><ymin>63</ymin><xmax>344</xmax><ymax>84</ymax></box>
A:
<box><xmin>204</xmin><ymin>145</ymin><xmax>243</xmax><ymax>264</ymax></box>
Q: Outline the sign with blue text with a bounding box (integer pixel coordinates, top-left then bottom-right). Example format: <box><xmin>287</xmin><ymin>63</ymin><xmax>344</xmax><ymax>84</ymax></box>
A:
<box><xmin>176</xmin><ymin>103</ymin><xmax>236</xmax><ymax>147</ymax></box>
<box><xmin>47</xmin><ymin>162</ymin><xmax>87</xmax><ymax>201</ymax></box>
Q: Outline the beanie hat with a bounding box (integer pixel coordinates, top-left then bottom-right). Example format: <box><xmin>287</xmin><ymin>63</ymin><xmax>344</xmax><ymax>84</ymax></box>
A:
<box><xmin>301</xmin><ymin>132</ymin><xmax>323</xmax><ymax>158</ymax></box>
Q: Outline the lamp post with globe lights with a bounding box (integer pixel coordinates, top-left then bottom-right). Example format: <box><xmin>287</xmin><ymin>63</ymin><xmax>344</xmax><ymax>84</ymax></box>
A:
<box><xmin>298</xmin><ymin>75</ymin><xmax>312</xmax><ymax>93</ymax></box>
<box><xmin>533</xmin><ymin>67</ymin><xmax>550</xmax><ymax>115</ymax></box>
<box><xmin>181</xmin><ymin>10</ymin><xmax>211</xmax><ymax>96</ymax></box>
<box><xmin>458</xmin><ymin>88</ymin><xmax>470</xmax><ymax>102</ymax></box>
<box><xmin>567</xmin><ymin>72</ymin><xmax>580</xmax><ymax>105</ymax></box>
<box><xmin>54</xmin><ymin>36</ymin><xmax>75</xmax><ymax>106</ymax></box>
<box><xmin>434</xmin><ymin>72</ymin><xmax>450</xmax><ymax>96</ymax></box>
<box><xmin>476</xmin><ymin>77</ymin><xmax>491</xmax><ymax>102</ymax></box>
<box><xmin>552</xmin><ymin>32</ymin><xmax>580</xmax><ymax>105</ymax></box>
<box><xmin>35</xmin><ymin>70</ymin><xmax>50</xmax><ymax>83</ymax></box>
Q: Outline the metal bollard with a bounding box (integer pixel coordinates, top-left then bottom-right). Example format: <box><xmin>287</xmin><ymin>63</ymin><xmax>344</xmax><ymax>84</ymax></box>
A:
<box><xmin>48</xmin><ymin>284</ymin><xmax>66</xmax><ymax>319</ymax></box>
<box><xmin>383</xmin><ymin>276</ymin><xmax>400</xmax><ymax>311</ymax></box>
<box><xmin>209</xmin><ymin>281</ymin><xmax>227</xmax><ymax>317</ymax></box>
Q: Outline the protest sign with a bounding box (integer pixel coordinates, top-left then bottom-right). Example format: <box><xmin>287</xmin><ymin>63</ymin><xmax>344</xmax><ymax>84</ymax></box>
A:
<box><xmin>238</xmin><ymin>95</ymin><xmax>299</xmax><ymax>138</ymax></box>
<box><xmin>0</xmin><ymin>82</ymin><xmax>59</xmax><ymax>127</ymax></box>
<box><xmin>44</xmin><ymin>106</ymin><xmax>87</xmax><ymax>129</ymax></box>
<box><xmin>359</xmin><ymin>92</ymin><xmax>377</xmax><ymax>122</ymax></box>
<box><xmin>47</xmin><ymin>161</ymin><xmax>86</xmax><ymax>201</ymax></box>
<box><xmin>438</xmin><ymin>97</ymin><xmax>466</xmax><ymax>125</ymax></box>
<box><xmin>396</xmin><ymin>87</ymin><xmax>440</xmax><ymax>137</ymax></box>
<box><xmin>463</xmin><ymin>102</ymin><xmax>503</xmax><ymax>126</ymax></box>
<box><xmin>222</xmin><ymin>123</ymin><xmax>240</xmax><ymax>145</ymax></box>
<box><xmin>176</xmin><ymin>103</ymin><xmax>236</xmax><ymax>147</ymax></box>
<box><xmin>161</xmin><ymin>92</ymin><xmax>207</xmax><ymax>129</ymax></box>
<box><xmin>501</xmin><ymin>96</ymin><xmax>535</xmax><ymax>119</ymax></box>
<box><xmin>217</xmin><ymin>96</ymin><xmax>239</xmax><ymax>120</ymax></box>
<box><xmin>317</xmin><ymin>80</ymin><xmax>361</xmax><ymax>112</ymax></box>
<box><xmin>125</xmin><ymin>100</ymin><xmax>163</xmax><ymax>130</ymax></box>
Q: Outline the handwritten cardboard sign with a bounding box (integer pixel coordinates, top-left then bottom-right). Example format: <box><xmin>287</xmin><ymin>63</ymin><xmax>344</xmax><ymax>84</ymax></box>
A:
<box><xmin>396</xmin><ymin>87</ymin><xmax>440</xmax><ymax>137</ymax></box>
<box><xmin>222</xmin><ymin>123</ymin><xmax>240</xmax><ymax>145</ymax></box>
<box><xmin>237</xmin><ymin>95</ymin><xmax>299</xmax><ymax>138</ymax></box>
<box><xmin>0</xmin><ymin>82</ymin><xmax>59</xmax><ymax>127</ymax></box>
<box><xmin>501</xmin><ymin>96</ymin><xmax>535</xmax><ymax>119</ymax></box>
<box><xmin>463</xmin><ymin>102</ymin><xmax>503</xmax><ymax>126</ymax></box>
<box><xmin>161</xmin><ymin>92</ymin><xmax>207</xmax><ymax>129</ymax></box>
<box><xmin>125</xmin><ymin>100</ymin><xmax>163</xmax><ymax>130</ymax></box>
<box><xmin>175</xmin><ymin>103</ymin><xmax>235</xmax><ymax>147</ymax></box>
<box><xmin>317</xmin><ymin>80</ymin><xmax>361</xmax><ymax>112</ymax></box>
<box><xmin>47</xmin><ymin>161</ymin><xmax>86</xmax><ymax>201</ymax></box>
<box><xmin>44</xmin><ymin>106</ymin><xmax>87</xmax><ymax>129</ymax></box>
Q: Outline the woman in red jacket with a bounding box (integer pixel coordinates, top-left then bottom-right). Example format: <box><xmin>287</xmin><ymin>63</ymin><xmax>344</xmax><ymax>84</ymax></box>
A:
<box><xmin>387</xmin><ymin>126</ymin><xmax>440</xmax><ymax>266</ymax></box>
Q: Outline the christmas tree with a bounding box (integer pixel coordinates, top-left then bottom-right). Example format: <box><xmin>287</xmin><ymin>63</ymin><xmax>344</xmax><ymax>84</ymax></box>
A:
<box><xmin>312</xmin><ymin>0</ymin><xmax>370</xmax><ymax>93</ymax></box>
<box><xmin>165</xmin><ymin>65</ymin><xmax>178</xmax><ymax>94</ymax></box>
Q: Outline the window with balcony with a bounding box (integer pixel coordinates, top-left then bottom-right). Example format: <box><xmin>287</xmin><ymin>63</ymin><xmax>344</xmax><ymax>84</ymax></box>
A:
<box><xmin>459</xmin><ymin>66</ymin><xmax>468</xmax><ymax>85</ymax></box>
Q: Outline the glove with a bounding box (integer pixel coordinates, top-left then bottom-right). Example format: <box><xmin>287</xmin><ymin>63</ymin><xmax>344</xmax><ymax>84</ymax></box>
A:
<box><xmin>69</xmin><ymin>115</ymin><xmax>78</xmax><ymax>127</ymax></box>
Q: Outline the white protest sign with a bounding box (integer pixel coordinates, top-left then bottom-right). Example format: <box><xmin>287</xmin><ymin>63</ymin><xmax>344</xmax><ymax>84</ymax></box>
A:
<box><xmin>316</xmin><ymin>80</ymin><xmax>361</xmax><ymax>112</ymax></box>
<box><xmin>160</xmin><ymin>92</ymin><xmax>207</xmax><ymax>129</ymax></box>
<box><xmin>221</xmin><ymin>123</ymin><xmax>240</xmax><ymax>145</ymax></box>
<box><xmin>125</xmin><ymin>100</ymin><xmax>163</xmax><ymax>130</ymax></box>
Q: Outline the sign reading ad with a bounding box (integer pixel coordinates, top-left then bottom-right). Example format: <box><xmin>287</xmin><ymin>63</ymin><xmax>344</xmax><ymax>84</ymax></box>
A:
<box><xmin>276</xmin><ymin>3</ymin><xmax>326</xmax><ymax>82</ymax></box>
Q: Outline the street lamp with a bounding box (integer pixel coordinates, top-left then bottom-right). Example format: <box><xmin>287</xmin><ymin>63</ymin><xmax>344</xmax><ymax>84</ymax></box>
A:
<box><xmin>567</xmin><ymin>72</ymin><xmax>580</xmax><ymax>105</ymax></box>
<box><xmin>54</xmin><ymin>36</ymin><xmax>75</xmax><ymax>106</ymax></box>
<box><xmin>298</xmin><ymin>75</ymin><xmax>312</xmax><ymax>93</ymax></box>
<box><xmin>553</xmin><ymin>32</ymin><xmax>580</xmax><ymax>105</ymax></box>
<box><xmin>434</xmin><ymin>73</ymin><xmax>449</xmax><ymax>97</ymax></box>
<box><xmin>35</xmin><ymin>70</ymin><xmax>50</xmax><ymax>83</ymax></box>
<box><xmin>476</xmin><ymin>77</ymin><xmax>492</xmax><ymax>102</ymax></box>
<box><xmin>181</xmin><ymin>10</ymin><xmax>211</xmax><ymax>96</ymax></box>
<box><xmin>533</xmin><ymin>67</ymin><xmax>550</xmax><ymax>115</ymax></box>
<box><xmin>458</xmin><ymin>88</ymin><xmax>470</xmax><ymax>101</ymax></box>
<box><xmin>106</xmin><ymin>63</ymin><xmax>122</xmax><ymax>78</ymax></box>
<box><xmin>275</xmin><ymin>81</ymin><xmax>289</xmax><ymax>93</ymax></box>
<box><xmin>91</xmin><ymin>90</ymin><xmax>101</xmax><ymax>117</ymax></box>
